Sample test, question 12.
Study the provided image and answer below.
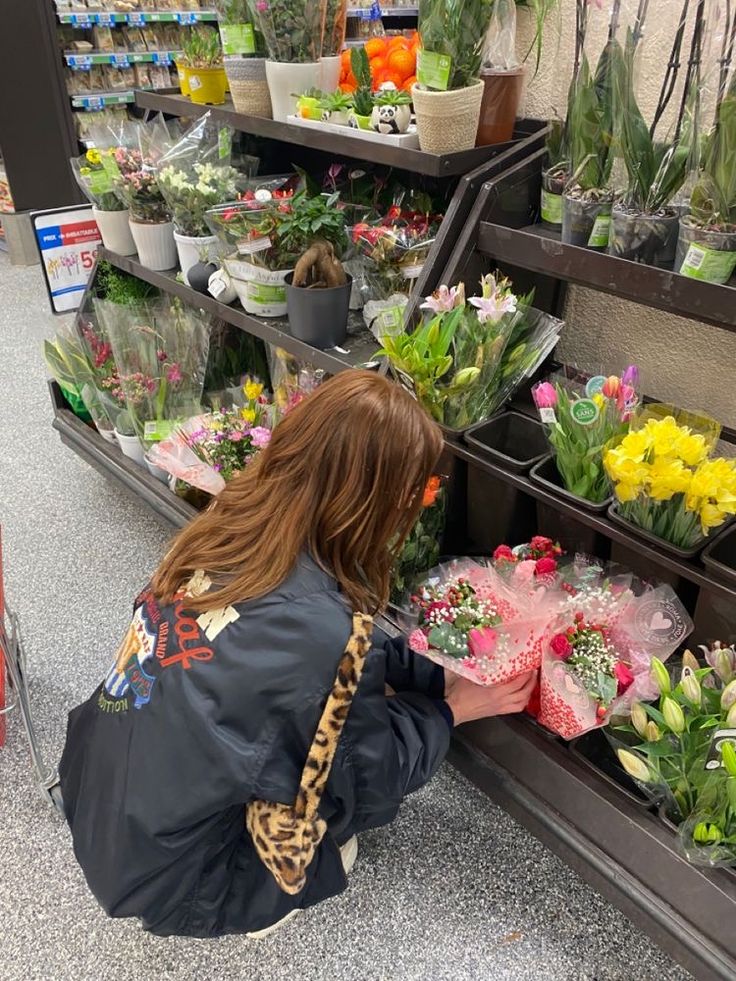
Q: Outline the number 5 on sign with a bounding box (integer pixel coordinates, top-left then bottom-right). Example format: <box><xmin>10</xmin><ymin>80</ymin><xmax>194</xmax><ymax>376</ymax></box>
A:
<box><xmin>31</xmin><ymin>206</ymin><xmax>103</xmax><ymax>314</ymax></box>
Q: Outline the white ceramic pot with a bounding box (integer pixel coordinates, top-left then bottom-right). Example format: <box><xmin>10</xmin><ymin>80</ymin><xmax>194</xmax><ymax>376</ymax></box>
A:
<box><xmin>371</xmin><ymin>102</ymin><xmax>412</xmax><ymax>135</ymax></box>
<box><xmin>319</xmin><ymin>55</ymin><xmax>341</xmax><ymax>92</ymax></box>
<box><xmin>225</xmin><ymin>256</ymin><xmax>291</xmax><ymax>317</ymax></box>
<box><xmin>97</xmin><ymin>425</ymin><xmax>118</xmax><ymax>444</ymax></box>
<box><xmin>129</xmin><ymin>219</ymin><xmax>177</xmax><ymax>271</ymax></box>
<box><xmin>327</xmin><ymin>109</ymin><xmax>350</xmax><ymax>126</ymax></box>
<box><xmin>174</xmin><ymin>231</ymin><xmax>219</xmax><ymax>284</ymax></box>
<box><xmin>92</xmin><ymin>207</ymin><xmax>136</xmax><ymax>255</ymax></box>
<box><xmin>265</xmin><ymin>60</ymin><xmax>320</xmax><ymax>122</ymax></box>
<box><xmin>145</xmin><ymin>458</ymin><xmax>170</xmax><ymax>483</ymax></box>
<box><xmin>115</xmin><ymin>430</ymin><xmax>145</xmax><ymax>466</ymax></box>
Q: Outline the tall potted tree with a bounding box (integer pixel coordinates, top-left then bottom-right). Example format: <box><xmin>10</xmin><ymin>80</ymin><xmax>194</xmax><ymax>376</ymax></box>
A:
<box><xmin>412</xmin><ymin>0</ymin><xmax>494</xmax><ymax>154</ymax></box>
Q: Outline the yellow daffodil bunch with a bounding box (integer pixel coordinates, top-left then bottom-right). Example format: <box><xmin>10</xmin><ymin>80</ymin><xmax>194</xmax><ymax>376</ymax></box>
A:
<box><xmin>604</xmin><ymin>408</ymin><xmax>736</xmax><ymax>548</ymax></box>
<box><xmin>71</xmin><ymin>147</ymin><xmax>124</xmax><ymax>212</ymax></box>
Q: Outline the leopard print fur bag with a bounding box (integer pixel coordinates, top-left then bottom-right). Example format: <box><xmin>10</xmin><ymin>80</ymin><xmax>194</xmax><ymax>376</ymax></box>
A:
<box><xmin>246</xmin><ymin>613</ymin><xmax>374</xmax><ymax>895</ymax></box>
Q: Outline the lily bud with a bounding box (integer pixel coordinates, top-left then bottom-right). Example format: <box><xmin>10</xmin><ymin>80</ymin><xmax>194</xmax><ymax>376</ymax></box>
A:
<box><xmin>728</xmin><ymin>777</ymin><xmax>736</xmax><ymax>812</ymax></box>
<box><xmin>721</xmin><ymin>740</ymin><xmax>736</xmax><ymax>777</ymax></box>
<box><xmin>645</xmin><ymin>721</ymin><xmax>661</xmax><ymax>742</ymax></box>
<box><xmin>630</xmin><ymin>700</ymin><xmax>648</xmax><ymax>738</ymax></box>
<box><xmin>715</xmin><ymin>648</ymin><xmax>735</xmax><ymax>684</ymax></box>
<box><xmin>681</xmin><ymin>649</ymin><xmax>700</xmax><ymax>673</ymax></box>
<box><xmin>726</xmin><ymin>702</ymin><xmax>736</xmax><ymax>728</ymax></box>
<box><xmin>681</xmin><ymin>667</ymin><xmax>701</xmax><ymax>706</ymax></box>
<box><xmin>617</xmin><ymin>749</ymin><xmax>652</xmax><ymax>783</ymax></box>
<box><xmin>651</xmin><ymin>657</ymin><xmax>671</xmax><ymax>694</ymax></box>
<box><xmin>693</xmin><ymin>822</ymin><xmax>723</xmax><ymax>844</ymax></box>
<box><xmin>662</xmin><ymin>696</ymin><xmax>685</xmax><ymax>734</ymax></box>
<box><xmin>721</xmin><ymin>679</ymin><xmax>736</xmax><ymax>711</ymax></box>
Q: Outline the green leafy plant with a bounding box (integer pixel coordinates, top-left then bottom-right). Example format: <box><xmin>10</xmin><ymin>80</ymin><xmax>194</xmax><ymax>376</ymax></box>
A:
<box><xmin>690</xmin><ymin>71</ymin><xmax>736</xmax><ymax>229</ymax></box>
<box><xmin>252</xmin><ymin>0</ymin><xmax>324</xmax><ymax>63</ymax></box>
<box><xmin>216</xmin><ymin>0</ymin><xmax>267</xmax><ymax>57</ymax></box>
<box><xmin>320</xmin><ymin>89</ymin><xmax>354</xmax><ymax>113</ymax></box>
<box><xmin>516</xmin><ymin>0</ymin><xmax>561</xmax><ymax>73</ymax></box>
<box><xmin>374</xmin><ymin>88</ymin><xmax>412</xmax><ymax>107</ymax></box>
<box><xmin>350</xmin><ymin>47</ymin><xmax>374</xmax><ymax>117</ymax></box>
<box><xmin>390</xmin><ymin>476</ymin><xmax>447</xmax><ymax>605</ymax></box>
<box><xmin>95</xmin><ymin>262</ymin><xmax>158</xmax><ymax>304</ymax></box>
<box><xmin>181</xmin><ymin>30</ymin><xmax>223</xmax><ymax>69</ymax></box>
<box><xmin>567</xmin><ymin>48</ymin><xmax>615</xmax><ymax>193</ymax></box>
<box><xmin>417</xmin><ymin>0</ymin><xmax>494</xmax><ymax>90</ymax></box>
<box><xmin>275</xmin><ymin>190</ymin><xmax>348</xmax><ymax>259</ymax></box>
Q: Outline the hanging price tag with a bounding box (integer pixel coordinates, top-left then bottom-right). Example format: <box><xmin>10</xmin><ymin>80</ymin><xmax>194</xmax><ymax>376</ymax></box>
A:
<box><xmin>71</xmin><ymin>13</ymin><xmax>92</xmax><ymax>27</ymax></box>
<box><xmin>98</xmin><ymin>12</ymin><xmax>114</xmax><ymax>26</ymax></box>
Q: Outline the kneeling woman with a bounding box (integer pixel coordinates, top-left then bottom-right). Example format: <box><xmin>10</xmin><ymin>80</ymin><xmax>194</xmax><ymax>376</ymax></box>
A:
<box><xmin>60</xmin><ymin>371</ymin><xmax>534</xmax><ymax>937</ymax></box>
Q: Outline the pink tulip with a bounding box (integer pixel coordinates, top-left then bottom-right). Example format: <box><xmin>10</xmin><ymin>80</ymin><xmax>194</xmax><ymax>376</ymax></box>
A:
<box><xmin>533</xmin><ymin>382</ymin><xmax>557</xmax><ymax>408</ymax></box>
<box><xmin>468</xmin><ymin>626</ymin><xmax>498</xmax><ymax>658</ymax></box>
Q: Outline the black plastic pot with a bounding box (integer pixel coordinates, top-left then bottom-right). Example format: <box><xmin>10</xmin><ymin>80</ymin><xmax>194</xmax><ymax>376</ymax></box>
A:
<box><xmin>464</xmin><ymin>410</ymin><xmax>548</xmax><ymax>473</ymax></box>
<box><xmin>569</xmin><ymin>729</ymin><xmax>654</xmax><ymax>810</ymax></box>
<box><xmin>607</xmin><ymin>502</ymin><xmax>709</xmax><ymax>560</ymax></box>
<box><xmin>608</xmin><ymin>207</ymin><xmax>678</xmax><ymax>268</ymax></box>
<box><xmin>702</xmin><ymin>524</ymin><xmax>736</xmax><ymax>588</ymax></box>
<box><xmin>561</xmin><ymin>194</ymin><xmax>612</xmax><ymax>250</ymax></box>
<box><xmin>284</xmin><ymin>273</ymin><xmax>352</xmax><ymax>350</ymax></box>
<box><xmin>529</xmin><ymin>454</ymin><xmax>613</xmax><ymax>513</ymax></box>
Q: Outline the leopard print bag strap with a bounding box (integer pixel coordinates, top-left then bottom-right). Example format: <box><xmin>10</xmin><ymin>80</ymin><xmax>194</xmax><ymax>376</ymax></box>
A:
<box><xmin>246</xmin><ymin>612</ymin><xmax>374</xmax><ymax>895</ymax></box>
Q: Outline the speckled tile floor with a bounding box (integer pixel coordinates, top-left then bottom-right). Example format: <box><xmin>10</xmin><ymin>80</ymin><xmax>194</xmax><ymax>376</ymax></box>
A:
<box><xmin>0</xmin><ymin>252</ymin><xmax>692</xmax><ymax>981</ymax></box>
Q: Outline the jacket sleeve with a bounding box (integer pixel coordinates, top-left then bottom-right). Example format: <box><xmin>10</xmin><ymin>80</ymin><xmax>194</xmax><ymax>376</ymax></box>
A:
<box><xmin>339</xmin><ymin>638</ymin><xmax>451</xmax><ymax>833</ymax></box>
<box><xmin>383</xmin><ymin>634</ymin><xmax>445</xmax><ymax>698</ymax></box>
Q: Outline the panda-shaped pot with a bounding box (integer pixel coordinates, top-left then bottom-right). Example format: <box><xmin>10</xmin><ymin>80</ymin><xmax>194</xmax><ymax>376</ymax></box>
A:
<box><xmin>371</xmin><ymin>100</ymin><xmax>411</xmax><ymax>136</ymax></box>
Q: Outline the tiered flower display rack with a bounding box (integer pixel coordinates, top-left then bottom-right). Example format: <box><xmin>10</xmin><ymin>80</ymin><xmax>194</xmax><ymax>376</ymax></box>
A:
<box><xmin>48</xmin><ymin>93</ymin><xmax>736</xmax><ymax>981</ymax></box>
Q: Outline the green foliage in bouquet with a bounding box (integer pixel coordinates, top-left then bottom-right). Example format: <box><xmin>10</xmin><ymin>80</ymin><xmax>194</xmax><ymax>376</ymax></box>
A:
<box><xmin>691</xmin><ymin>72</ymin><xmax>736</xmax><ymax>229</ymax></box>
<box><xmin>611</xmin><ymin>29</ymin><xmax>693</xmax><ymax>213</ymax></box>
<box><xmin>44</xmin><ymin>331</ymin><xmax>95</xmax><ymax>422</ymax></box>
<box><xmin>568</xmin><ymin>47</ymin><xmax>615</xmax><ymax>192</ymax></box>
<box><xmin>417</xmin><ymin>0</ymin><xmax>494</xmax><ymax>90</ymax></box>
<box><xmin>390</xmin><ymin>477</ymin><xmax>447</xmax><ymax>606</ymax></box>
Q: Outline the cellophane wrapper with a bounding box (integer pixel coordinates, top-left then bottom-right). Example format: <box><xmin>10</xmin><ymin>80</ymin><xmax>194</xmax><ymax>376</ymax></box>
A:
<box><xmin>398</xmin><ymin>558</ymin><xmax>573</xmax><ymax>686</ymax></box>
<box><xmin>485</xmin><ymin>306</ymin><xmax>563</xmax><ymax>417</ymax></box>
<box><xmin>678</xmin><ymin>767</ymin><xmax>736</xmax><ymax>868</ymax></box>
<box><xmin>267</xmin><ymin>346</ymin><xmax>325</xmax><ymax>417</ymax></box>
<box><xmin>147</xmin><ymin>415</ymin><xmax>227</xmax><ymax>496</ymax></box>
<box><xmin>538</xmin><ymin>579</ymin><xmax>693</xmax><ymax>739</ymax></box>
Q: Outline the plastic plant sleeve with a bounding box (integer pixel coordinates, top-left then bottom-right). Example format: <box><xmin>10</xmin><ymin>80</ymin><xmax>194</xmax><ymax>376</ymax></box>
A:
<box><xmin>389</xmin><ymin>478</ymin><xmax>448</xmax><ymax>606</ymax></box>
<box><xmin>485</xmin><ymin>306</ymin><xmax>563</xmax><ymax>416</ymax></box>
<box><xmin>482</xmin><ymin>0</ymin><xmax>519</xmax><ymax>71</ymax></box>
<box><xmin>251</xmin><ymin>0</ymin><xmax>326</xmax><ymax>63</ymax></box>
<box><xmin>146</xmin><ymin>415</ymin><xmax>227</xmax><ymax>496</ymax></box>
<box><xmin>321</xmin><ymin>0</ymin><xmax>347</xmax><ymax>58</ymax></box>
<box><xmin>266</xmin><ymin>345</ymin><xmax>326</xmax><ymax>416</ymax></box>
<box><xmin>678</xmin><ymin>750</ymin><xmax>736</xmax><ymax>867</ymax></box>
<box><xmin>74</xmin><ymin>307</ymin><xmax>125</xmax><ymax>432</ymax></box>
<box><xmin>44</xmin><ymin>327</ymin><xmax>100</xmax><ymax>423</ymax></box>
<box><xmin>417</xmin><ymin>0</ymin><xmax>495</xmax><ymax>91</ymax></box>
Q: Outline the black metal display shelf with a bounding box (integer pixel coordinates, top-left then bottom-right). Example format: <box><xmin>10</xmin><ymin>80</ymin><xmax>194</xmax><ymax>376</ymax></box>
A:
<box><xmin>135</xmin><ymin>90</ymin><xmax>543</xmax><ymax>177</ymax></box>
<box><xmin>446</xmin><ymin>440</ymin><xmax>736</xmax><ymax>603</ymax></box>
<box><xmin>449</xmin><ymin>715</ymin><xmax>736</xmax><ymax>981</ymax></box>
<box><xmin>100</xmin><ymin>249</ymin><xmax>380</xmax><ymax>376</ymax></box>
<box><xmin>478</xmin><ymin>221</ymin><xmax>736</xmax><ymax>335</ymax></box>
<box><xmin>49</xmin><ymin>382</ymin><xmax>196</xmax><ymax>529</ymax></box>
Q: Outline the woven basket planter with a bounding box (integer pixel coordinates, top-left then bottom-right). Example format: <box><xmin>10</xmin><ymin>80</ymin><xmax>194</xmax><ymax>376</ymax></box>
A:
<box><xmin>224</xmin><ymin>56</ymin><xmax>272</xmax><ymax>118</ymax></box>
<box><xmin>411</xmin><ymin>80</ymin><xmax>484</xmax><ymax>154</ymax></box>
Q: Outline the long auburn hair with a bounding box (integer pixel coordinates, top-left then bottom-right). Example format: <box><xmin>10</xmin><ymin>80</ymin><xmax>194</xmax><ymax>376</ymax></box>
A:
<box><xmin>151</xmin><ymin>370</ymin><xmax>443</xmax><ymax>614</ymax></box>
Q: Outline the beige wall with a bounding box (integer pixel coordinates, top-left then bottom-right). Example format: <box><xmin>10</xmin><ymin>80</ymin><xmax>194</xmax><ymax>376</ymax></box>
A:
<box><xmin>510</xmin><ymin>1</ymin><xmax>736</xmax><ymax>427</ymax></box>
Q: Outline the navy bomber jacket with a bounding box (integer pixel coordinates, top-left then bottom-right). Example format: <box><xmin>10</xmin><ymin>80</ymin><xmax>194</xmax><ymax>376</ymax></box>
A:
<box><xmin>59</xmin><ymin>554</ymin><xmax>450</xmax><ymax>937</ymax></box>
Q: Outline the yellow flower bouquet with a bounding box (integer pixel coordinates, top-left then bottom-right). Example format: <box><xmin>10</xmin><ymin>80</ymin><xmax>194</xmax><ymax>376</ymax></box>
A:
<box><xmin>604</xmin><ymin>406</ymin><xmax>736</xmax><ymax>550</ymax></box>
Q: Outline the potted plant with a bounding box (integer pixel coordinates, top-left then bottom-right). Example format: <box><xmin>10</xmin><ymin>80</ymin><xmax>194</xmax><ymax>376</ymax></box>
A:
<box><xmin>348</xmin><ymin>47</ymin><xmax>375</xmax><ymax>130</ymax></box>
<box><xmin>371</xmin><ymin>85</ymin><xmax>412</xmax><ymax>135</ymax></box>
<box><xmin>181</xmin><ymin>31</ymin><xmax>227</xmax><ymax>106</ymax></box>
<box><xmin>217</xmin><ymin>0</ymin><xmax>272</xmax><ymax>117</ymax></box>
<box><xmin>71</xmin><ymin>148</ymin><xmax>137</xmax><ymax>256</ymax></box>
<box><xmin>540</xmin><ymin>117</ymin><xmax>567</xmax><ymax>228</ymax></box>
<box><xmin>608</xmin><ymin>17</ymin><xmax>694</xmax><ymax>267</ymax></box>
<box><xmin>320</xmin><ymin>0</ymin><xmax>348</xmax><ymax>92</ymax></box>
<box><xmin>412</xmin><ymin>0</ymin><xmax>494</xmax><ymax>154</ymax></box>
<box><xmin>285</xmin><ymin>240</ymin><xmax>351</xmax><ymax>348</ymax></box>
<box><xmin>677</xmin><ymin>71</ymin><xmax>736</xmax><ymax>283</ymax></box>
<box><xmin>561</xmin><ymin>4</ymin><xmax>616</xmax><ymax>250</ymax></box>
<box><xmin>110</xmin><ymin>147</ymin><xmax>177</xmax><ymax>271</ymax></box>
<box><xmin>296</xmin><ymin>88</ymin><xmax>326</xmax><ymax>120</ymax></box>
<box><xmin>253</xmin><ymin>0</ymin><xmax>326</xmax><ymax>121</ymax></box>
<box><xmin>320</xmin><ymin>89</ymin><xmax>353</xmax><ymax>126</ymax></box>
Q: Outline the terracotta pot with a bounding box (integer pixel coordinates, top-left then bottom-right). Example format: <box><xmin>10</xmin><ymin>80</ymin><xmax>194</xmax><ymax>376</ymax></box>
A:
<box><xmin>476</xmin><ymin>67</ymin><xmax>525</xmax><ymax>146</ymax></box>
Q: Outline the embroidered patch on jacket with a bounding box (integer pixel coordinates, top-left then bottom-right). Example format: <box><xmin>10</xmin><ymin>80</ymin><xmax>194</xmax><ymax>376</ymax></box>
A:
<box><xmin>103</xmin><ymin>605</ymin><xmax>158</xmax><ymax>710</ymax></box>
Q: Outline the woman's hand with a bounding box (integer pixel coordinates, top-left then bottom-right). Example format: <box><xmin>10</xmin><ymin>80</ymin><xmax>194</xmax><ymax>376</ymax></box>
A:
<box><xmin>445</xmin><ymin>670</ymin><xmax>537</xmax><ymax>726</ymax></box>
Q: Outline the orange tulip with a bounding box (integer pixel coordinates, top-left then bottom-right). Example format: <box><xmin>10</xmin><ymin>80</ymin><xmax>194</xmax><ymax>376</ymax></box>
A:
<box><xmin>422</xmin><ymin>475</ymin><xmax>442</xmax><ymax>507</ymax></box>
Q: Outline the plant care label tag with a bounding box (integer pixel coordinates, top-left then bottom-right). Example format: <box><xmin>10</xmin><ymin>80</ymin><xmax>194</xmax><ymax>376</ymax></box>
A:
<box><xmin>247</xmin><ymin>282</ymin><xmax>285</xmax><ymax>304</ymax></box>
<box><xmin>401</xmin><ymin>263</ymin><xmax>424</xmax><ymax>280</ymax></box>
<box><xmin>220</xmin><ymin>23</ymin><xmax>256</xmax><ymax>56</ymax></box>
<box><xmin>540</xmin><ymin>189</ymin><xmax>562</xmax><ymax>225</ymax></box>
<box><xmin>100</xmin><ymin>153</ymin><xmax>122</xmax><ymax>179</ymax></box>
<box><xmin>377</xmin><ymin>305</ymin><xmax>405</xmax><ymax>335</ymax></box>
<box><xmin>706</xmin><ymin>728</ymin><xmax>736</xmax><ymax>770</ymax></box>
<box><xmin>144</xmin><ymin>420</ymin><xmax>174</xmax><ymax>442</ymax></box>
<box><xmin>237</xmin><ymin>236</ymin><xmax>271</xmax><ymax>255</ymax></box>
<box><xmin>679</xmin><ymin>243</ymin><xmax>736</xmax><ymax>284</ymax></box>
<box><xmin>417</xmin><ymin>50</ymin><xmax>452</xmax><ymax>91</ymax></box>
<box><xmin>587</xmin><ymin>214</ymin><xmax>611</xmax><ymax>248</ymax></box>
<box><xmin>208</xmin><ymin>274</ymin><xmax>227</xmax><ymax>299</ymax></box>
<box><xmin>254</xmin><ymin>188</ymin><xmax>273</xmax><ymax>203</ymax></box>
<box><xmin>585</xmin><ymin>375</ymin><xmax>606</xmax><ymax>397</ymax></box>
<box><xmin>538</xmin><ymin>407</ymin><xmax>557</xmax><ymax>424</ymax></box>
<box><xmin>189</xmin><ymin>73</ymin><xmax>203</xmax><ymax>92</ymax></box>
<box><xmin>570</xmin><ymin>398</ymin><xmax>599</xmax><ymax>426</ymax></box>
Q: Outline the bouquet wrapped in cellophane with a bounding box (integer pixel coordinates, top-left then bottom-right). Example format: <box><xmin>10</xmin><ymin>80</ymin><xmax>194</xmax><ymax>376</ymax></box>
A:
<box><xmin>389</xmin><ymin>475</ymin><xmax>447</xmax><ymax>606</ymax></box>
<box><xmin>537</xmin><ymin>571</ymin><xmax>693</xmax><ymax>739</ymax></box>
<box><xmin>94</xmin><ymin>297</ymin><xmax>211</xmax><ymax>450</ymax></box>
<box><xmin>533</xmin><ymin>365</ymin><xmax>640</xmax><ymax>503</ymax></box>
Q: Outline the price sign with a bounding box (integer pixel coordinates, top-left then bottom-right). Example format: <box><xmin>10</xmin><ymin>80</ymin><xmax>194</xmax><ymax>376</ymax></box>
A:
<box><xmin>111</xmin><ymin>54</ymin><xmax>129</xmax><ymax>67</ymax></box>
<box><xmin>177</xmin><ymin>11</ymin><xmax>198</xmax><ymax>24</ymax></box>
<box><xmin>32</xmin><ymin>207</ymin><xmax>102</xmax><ymax>314</ymax></box>
<box><xmin>71</xmin><ymin>13</ymin><xmax>92</xmax><ymax>27</ymax></box>
<box><xmin>153</xmin><ymin>51</ymin><xmax>172</xmax><ymax>65</ymax></box>
<box><xmin>129</xmin><ymin>12</ymin><xmax>146</xmax><ymax>25</ymax></box>
<box><xmin>84</xmin><ymin>96</ymin><xmax>103</xmax><ymax>110</ymax></box>
<box><xmin>69</xmin><ymin>56</ymin><xmax>92</xmax><ymax>69</ymax></box>
<box><xmin>98</xmin><ymin>12</ymin><xmax>114</xmax><ymax>26</ymax></box>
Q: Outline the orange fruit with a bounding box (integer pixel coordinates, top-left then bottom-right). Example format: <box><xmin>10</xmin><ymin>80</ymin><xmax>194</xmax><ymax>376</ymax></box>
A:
<box><xmin>339</xmin><ymin>81</ymin><xmax>356</xmax><ymax>94</ymax></box>
<box><xmin>369</xmin><ymin>56</ymin><xmax>387</xmax><ymax>77</ymax></box>
<box><xmin>380</xmin><ymin>70</ymin><xmax>405</xmax><ymax>89</ymax></box>
<box><xmin>401</xmin><ymin>74</ymin><xmax>417</xmax><ymax>93</ymax></box>
<box><xmin>340</xmin><ymin>48</ymin><xmax>352</xmax><ymax>72</ymax></box>
<box><xmin>365</xmin><ymin>37</ymin><xmax>388</xmax><ymax>59</ymax></box>
<box><xmin>387</xmin><ymin>48</ymin><xmax>415</xmax><ymax>80</ymax></box>
<box><xmin>387</xmin><ymin>36</ymin><xmax>411</xmax><ymax>50</ymax></box>
<box><xmin>372</xmin><ymin>69</ymin><xmax>388</xmax><ymax>90</ymax></box>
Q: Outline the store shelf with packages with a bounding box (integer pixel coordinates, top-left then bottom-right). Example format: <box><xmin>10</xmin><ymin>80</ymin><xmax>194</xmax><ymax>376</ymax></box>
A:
<box><xmin>135</xmin><ymin>89</ymin><xmax>544</xmax><ymax>177</ymax></box>
<box><xmin>64</xmin><ymin>50</ymin><xmax>182</xmax><ymax>68</ymax></box>
<box><xmin>70</xmin><ymin>90</ymin><xmax>137</xmax><ymax>110</ymax></box>
<box><xmin>57</xmin><ymin>10</ymin><xmax>217</xmax><ymax>26</ymax></box>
